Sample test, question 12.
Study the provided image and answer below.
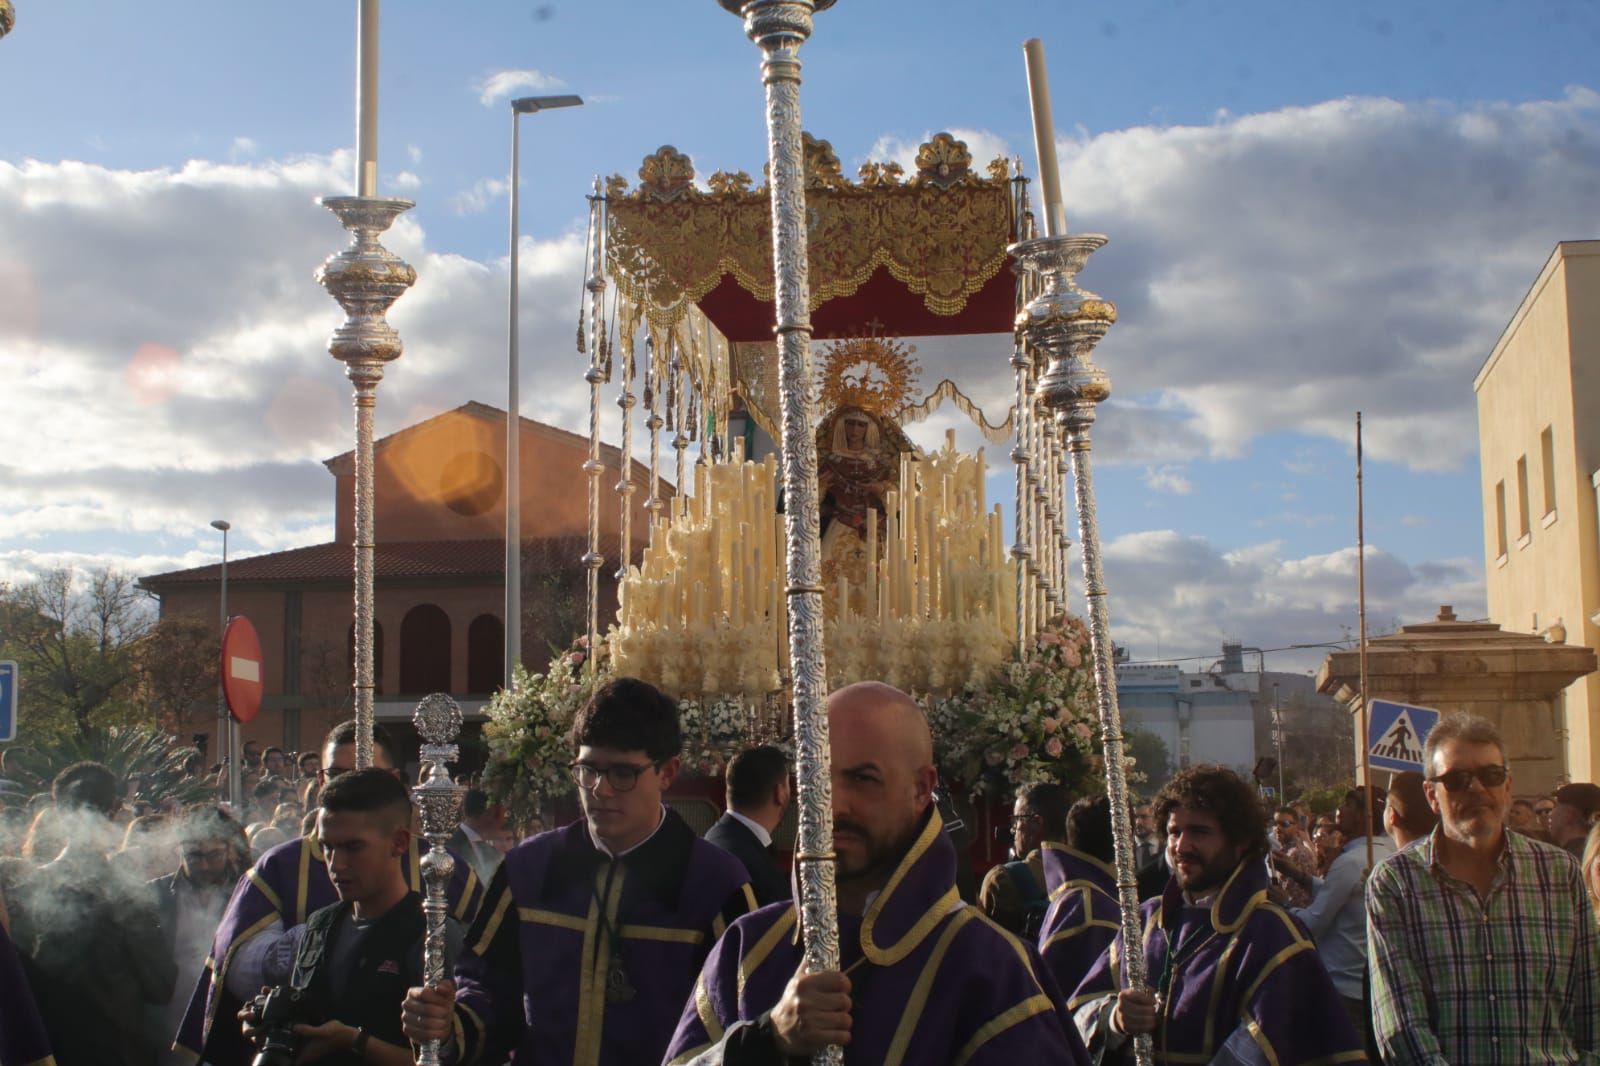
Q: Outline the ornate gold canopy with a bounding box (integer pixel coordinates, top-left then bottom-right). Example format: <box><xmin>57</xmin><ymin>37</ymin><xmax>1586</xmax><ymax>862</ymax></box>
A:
<box><xmin>605</xmin><ymin>132</ymin><xmax>1018</xmax><ymax>338</ymax></box>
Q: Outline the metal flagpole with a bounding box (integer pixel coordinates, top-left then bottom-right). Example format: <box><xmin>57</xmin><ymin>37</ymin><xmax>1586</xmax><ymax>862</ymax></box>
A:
<box><xmin>718</xmin><ymin>3</ymin><xmax>841</xmax><ymax>1063</ymax></box>
<box><xmin>318</xmin><ymin>0</ymin><xmax>416</xmax><ymax>770</ymax></box>
<box><xmin>581</xmin><ymin>182</ymin><xmax>608</xmax><ymax>671</ymax></box>
<box><xmin>1016</xmin><ymin>38</ymin><xmax>1153</xmax><ymax>1066</ymax></box>
<box><xmin>1356</xmin><ymin>412</ymin><xmax>1374</xmax><ymax>872</ymax></box>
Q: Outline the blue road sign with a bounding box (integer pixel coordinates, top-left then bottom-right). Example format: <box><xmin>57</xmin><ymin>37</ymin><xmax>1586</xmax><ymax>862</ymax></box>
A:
<box><xmin>1367</xmin><ymin>698</ymin><xmax>1440</xmax><ymax>773</ymax></box>
<box><xmin>0</xmin><ymin>661</ymin><xmax>15</xmax><ymax>743</ymax></box>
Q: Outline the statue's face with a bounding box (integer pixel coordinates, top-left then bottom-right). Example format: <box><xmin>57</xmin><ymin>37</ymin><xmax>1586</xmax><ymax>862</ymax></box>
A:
<box><xmin>844</xmin><ymin>419</ymin><xmax>868</xmax><ymax>450</ymax></box>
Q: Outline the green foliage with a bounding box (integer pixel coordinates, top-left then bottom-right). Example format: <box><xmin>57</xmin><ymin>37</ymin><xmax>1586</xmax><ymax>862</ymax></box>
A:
<box><xmin>1295</xmin><ymin>783</ymin><xmax>1348</xmax><ymax>815</ymax></box>
<box><xmin>0</xmin><ymin>725</ymin><xmax>213</xmax><ymax>807</ymax></box>
<box><xmin>1124</xmin><ymin>729</ymin><xmax>1173</xmax><ymax>792</ymax></box>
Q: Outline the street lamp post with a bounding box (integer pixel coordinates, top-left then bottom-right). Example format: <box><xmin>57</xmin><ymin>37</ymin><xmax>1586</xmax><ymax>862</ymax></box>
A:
<box><xmin>1273</xmin><ymin>682</ymin><xmax>1285</xmax><ymax>800</ymax></box>
<box><xmin>211</xmin><ymin>519</ymin><xmax>239</xmax><ymax>805</ymax></box>
<box><xmin>505</xmin><ymin>93</ymin><xmax>583</xmax><ymax>692</ymax></box>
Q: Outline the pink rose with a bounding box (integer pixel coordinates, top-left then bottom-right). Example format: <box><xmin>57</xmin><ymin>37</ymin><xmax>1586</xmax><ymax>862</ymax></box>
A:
<box><xmin>1074</xmin><ymin>721</ymin><xmax>1093</xmax><ymax>740</ymax></box>
<box><xmin>1045</xmin><ymin>737</ymin><xmax>1064</xmax><ymax>758</ymax></box>
<box><xmin>1038</xmin><ymin>632</ymin><xmax>1065</xmax><ymax>647</ymax></box>
<box><xmin>1042</xmin><ymin>717</ymin><xmax>1060</xmax><ymax>734</ymax></box>
<box><xmin>1010</xmin><ymin>743</ymin><xmax>1029</xmax><ymax>760</ymax></box>
<box><xmin>1062</xmin><ymin>647</ymin><xmax>1081</xmax><ymax>667</ymax></box>
<box><xmin>567</xmin><ymin>652</ymin><xmax>585</xmax><ymax>665</ymax></box>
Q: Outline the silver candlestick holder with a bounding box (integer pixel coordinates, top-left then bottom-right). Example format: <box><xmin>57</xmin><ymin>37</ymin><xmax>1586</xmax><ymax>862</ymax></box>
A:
<box><xmin>316</xmin><ymin>196</ymin><xmax>416</xmax><ymax>770</ymax></box>
<box><xmin>411</xmin><ymin>692</ymin><xmax>466</xmax><ymax>1066</ymax></box>
<box><xmin>1012</xmin><ymin>230</ymin><xmax>1152</xmax><ymax>1066</ymax></box>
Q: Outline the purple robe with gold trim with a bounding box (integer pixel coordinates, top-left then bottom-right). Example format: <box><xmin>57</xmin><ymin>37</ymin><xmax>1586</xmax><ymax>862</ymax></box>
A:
<box><xmin>1069</xmin><ymin>859</ymin><xmax>1364</xmax><ymax>1065</ymax></box>
<box><xmin>450</xmin><ymin>809</ymin><xmax>754</xmax><ymax>1066</ymax></box>
<box><xmin>173</xmin><ymin>834</ymin><xmax>482</xmax><ymax>1065</ymax></box>
<box><xmin>662</xmin><ymin>808</ymin><xmax>1091</xmax><ymax>1066</ymax></box>
<box><xmin>1037</xmin><ymin>843</ymin><xmax>1122</xmax><ymax>1000</ymax></box>
<box><xmin>0</xmin><ymin>922</ymin><xmax>52</xmax><ymax>1066</ymax></box>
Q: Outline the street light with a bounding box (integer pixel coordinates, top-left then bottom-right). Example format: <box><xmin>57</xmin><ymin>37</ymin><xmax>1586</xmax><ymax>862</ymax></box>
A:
<box><xmin>505</xmin><ymin>93</ymin><xmax>583</xmax><ymax>692</ymax></box>
<box><xmin>210</xmin><ymin>519</ymin><xmax>239</xmax><ymax>805</ymax></box>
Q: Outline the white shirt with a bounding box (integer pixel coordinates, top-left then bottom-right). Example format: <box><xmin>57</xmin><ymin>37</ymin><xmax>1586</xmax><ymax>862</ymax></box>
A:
<box><xmin>726</xmin><ymin>808</ymin><xmax>773</xmax><ymax>848</ymax></box>
<box><xmin>590</xmin><ymin>805</ymin><xmax>668</xmax><ymax>859</ymax></box>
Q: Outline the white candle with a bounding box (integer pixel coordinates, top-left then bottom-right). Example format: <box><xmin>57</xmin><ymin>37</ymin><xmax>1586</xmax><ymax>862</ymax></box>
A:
<box><xmin>357</xmin><ymin>0</ymin><xmax>380</xmax><ymax>197</ymax></box>
<box><xmin>1023</xmin><ymin>38</ymin><xmax>1067</xmax><ymax>238</ymax></box>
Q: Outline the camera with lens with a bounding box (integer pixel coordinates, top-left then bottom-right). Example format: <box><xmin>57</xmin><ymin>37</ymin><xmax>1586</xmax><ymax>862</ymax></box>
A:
<box><xmin>246</xmin><ymin>985</ymin><xmax>318</xmax><ymax>1066</ymax></box>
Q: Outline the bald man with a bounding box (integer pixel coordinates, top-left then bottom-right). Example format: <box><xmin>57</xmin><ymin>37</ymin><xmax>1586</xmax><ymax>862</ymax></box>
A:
<box><xmin>663</xmin><ymin>682</ymin><xmax>1089</xmax><ymax>1065</ymax></box>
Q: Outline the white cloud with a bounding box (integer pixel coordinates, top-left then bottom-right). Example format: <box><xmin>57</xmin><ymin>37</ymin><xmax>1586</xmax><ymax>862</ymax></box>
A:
<box><xmin>0</xmin><ymin>148</ymin><xmax>591</xmax><ymax>581</ymax></box>
<box><xmin>475</xmin><ymin>69</ymin><xmax>566</xmax><ymax>107</ymax></box>
<box><xmin>1142</xmin><ymin>465</ymin><xmax>1194</xmax><ymax>495</ymax></box>
<box><xmin>1102</xmin><ymin>532</ymin><xmax>1484</xmax><ymax>673</ymax></box>
<box><xmin>450</xmin><ymin>176</ymin><xmax>509</xmax><ymax>215</ymax></box>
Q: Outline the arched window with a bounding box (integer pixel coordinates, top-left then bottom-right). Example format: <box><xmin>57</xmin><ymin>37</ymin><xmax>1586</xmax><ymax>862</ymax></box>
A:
<box><xmin>399</xmin><ymin>604</ymin><xmax>451</xmax><ymax>695</ymax></box>
<box><xmin>346</xmin><ymin>621</ymin><xmax>385</xmax><ymax>696</ymax></box>
<box><xmin>467</xmin><ymin>614</ymin><xmax>504</xmax><ymax>694</ymax></box>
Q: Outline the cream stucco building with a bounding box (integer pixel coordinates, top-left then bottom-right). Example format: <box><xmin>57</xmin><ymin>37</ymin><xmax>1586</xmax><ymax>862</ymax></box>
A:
<box><xmin>1475</xmin><ymin>240</ymin><xmax>1600</xmax><ymax>783</ymax></box>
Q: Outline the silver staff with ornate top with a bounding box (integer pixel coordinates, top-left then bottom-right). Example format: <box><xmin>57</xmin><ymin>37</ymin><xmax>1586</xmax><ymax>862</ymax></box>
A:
<box><xmin>1015</xmin><ymin>38</ymin><xmax>1152</xmax><ymax>1066</ymax></box>
<box><xmin>317</xmin><ymin>0</ymin><xmax>416</xmax><ymax>770</ymax></box>
<box><xmin>411</xmin><ymin>693</ymin><xmax>466</xmax><ymax>1066</ymax></box>
<box><xmin>717</xmin><ymin>3</ymin><xmax>841</xmax><ymax>1064</ymax></box>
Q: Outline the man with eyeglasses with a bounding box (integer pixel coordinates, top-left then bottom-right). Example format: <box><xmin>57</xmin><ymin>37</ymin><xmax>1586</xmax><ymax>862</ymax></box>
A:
<box><xmin>978</xmin><ymin>782</ymin><xmax>1069</xmax><ymax>937</ymax></box>
<box><xmin>401</xmin><ymin>676</ymin><xmax>754</xmax><ymax>1066</ymax></box>
<box><xmin>1366</xmin><ymin>713</ymin><xmax>1599</xmax><ymax>1062</ymax></box>
<box><xmin>175</xmin><ymin>720</ymin><xmax>483</xmax><ymax>1066</ymax></box>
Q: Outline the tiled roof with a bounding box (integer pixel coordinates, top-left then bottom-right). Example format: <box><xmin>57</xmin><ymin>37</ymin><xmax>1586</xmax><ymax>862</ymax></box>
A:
<box><xmin>141</xmin><ymin>536</ymin><xmax>627</xmax><ymax>588</ymax></box>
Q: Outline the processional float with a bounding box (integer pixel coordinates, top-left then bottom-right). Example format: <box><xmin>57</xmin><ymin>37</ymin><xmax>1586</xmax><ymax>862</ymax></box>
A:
<box><xmin>569</xmin><ymin>5</ymin><xmax>1151</xmax><ymax>1061</ymax></box>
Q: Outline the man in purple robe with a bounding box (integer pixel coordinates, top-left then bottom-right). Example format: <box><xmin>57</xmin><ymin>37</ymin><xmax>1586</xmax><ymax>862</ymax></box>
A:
<box><xmin>174</xmin><ymin>721</ymin><xmax>482</xmax><ymax>1066</ymax></box>
<box><xmin>0</xmin><ymin>891</ymin><xmax>53</xmax><ymax>1066</ymax></box>
<box><xmin>400</xmin><ymin>677</ymin><xmax>755</xmax><ymax>1066</ymax></box>
<box><xmin>661</xmin><ymin>682</ymin><xmax>1089</xmax><ymax>1065</ymax></box>
<box><xmin>1070</xmin><ymin>765</ymin><xmax>1363</xmax><ymax>1064</ymax></box>
<box><xmin>1037</xmin><ymin>795</ymin><xmax>1122</xmax><ymax>997</ymax></box>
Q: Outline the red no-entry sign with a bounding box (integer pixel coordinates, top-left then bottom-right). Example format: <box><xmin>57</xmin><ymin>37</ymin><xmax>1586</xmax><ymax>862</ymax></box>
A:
<box><xmin>220</xmin><ymin>616</ymin><xmax>264</xmax><ymax>723</ymax></box>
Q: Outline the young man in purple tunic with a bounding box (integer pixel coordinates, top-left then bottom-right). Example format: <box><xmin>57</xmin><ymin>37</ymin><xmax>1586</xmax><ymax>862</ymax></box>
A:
<box><xmin>661</xmin><ymin>681</ymin><xmax>1090</xmax><ymax>1066</ymax></box>
<box><xmin>174</xmin><ymin>721</ymin><xmax>482</xmax><ymax>1066</ymax></box>
<box><xmin>400</xmin><ymin>677</ymin><xmax>756</xmax><ymax>1066</ymax></box>
<box><xmin>1070</xmin><ymin>765</ymin><xmax>1363</xmax><ymax>1064</ymax></box>
<box><xmin>1037</xmin><ymin>795</ymin><xmax>1122</xmax><ymax>997</ymax></box>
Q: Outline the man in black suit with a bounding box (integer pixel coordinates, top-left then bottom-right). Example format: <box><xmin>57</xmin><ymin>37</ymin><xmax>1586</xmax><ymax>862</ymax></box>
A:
<box><xmin>447</xmin><ymin>788</ymin><xmax>507</xmax><ymax>884</ymax></box>
<box><xmin>705</xmin><ymin>745</ymin><xmax>792</xmax><ymax>906</ymax></box>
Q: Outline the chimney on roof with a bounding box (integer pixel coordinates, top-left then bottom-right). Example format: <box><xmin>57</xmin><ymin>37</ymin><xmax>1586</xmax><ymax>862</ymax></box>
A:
<box><xmin>1437</xmin><ymin>605</ymin><xmax>1456</xmax><ymax>623</ymax></box>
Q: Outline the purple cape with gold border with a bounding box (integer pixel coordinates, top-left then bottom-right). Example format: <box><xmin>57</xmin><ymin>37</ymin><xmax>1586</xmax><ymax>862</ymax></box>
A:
<box><xmin>1037</xmin><ymin>842</ymin><xmax>1123</xmax><ymax>999</ymax></box>
<box><xmin>1069</xmin><ymin>857</ymin><xmax>1364</xmax><ymax>1064</ymax></box>
<box><xmin>173</xmin><ymin>834</ymin><xmax>481</xmax><ymax>1065</ymax></box>
<box><xmin>663</xmin><ymin>807</ymin><xmax>1091</xmax><ymax>1066</ymax></box>
<box><xmin>450</xmin><ymin>809</ymin><xmax>755</xmax><ymax>1066</ymax></box>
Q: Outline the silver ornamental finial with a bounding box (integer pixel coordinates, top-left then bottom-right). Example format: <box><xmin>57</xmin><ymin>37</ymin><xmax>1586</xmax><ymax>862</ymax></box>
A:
<box><xmin>414</xmin><ymin>692</ymin><xmax>464</xmax><ymax>746</ymax></box>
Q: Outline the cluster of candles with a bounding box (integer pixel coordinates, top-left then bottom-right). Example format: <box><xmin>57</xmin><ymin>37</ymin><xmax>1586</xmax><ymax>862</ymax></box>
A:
<box><xmin>610</xmin><ymin>432</ymin><xmax>1017</xmax><ymax>697</ymax></box>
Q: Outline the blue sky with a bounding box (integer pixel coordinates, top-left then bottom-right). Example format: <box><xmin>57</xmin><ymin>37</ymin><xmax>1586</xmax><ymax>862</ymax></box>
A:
<box><xmin>3</xmin><ymin>0</ymin><xmax>1598</xmax><ymax>672</ymax></box>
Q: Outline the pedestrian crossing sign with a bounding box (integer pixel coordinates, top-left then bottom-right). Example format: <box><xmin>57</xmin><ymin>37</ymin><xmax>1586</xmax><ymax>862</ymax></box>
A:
<box><xmin>1367</xmin><ymin>698</ymin><xmax>1440</xmax><ymax>773</ymax></box>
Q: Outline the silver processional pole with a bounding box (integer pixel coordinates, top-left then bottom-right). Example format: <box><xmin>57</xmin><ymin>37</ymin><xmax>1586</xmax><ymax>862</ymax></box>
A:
<box><xmin>318</xmin><ymin>0</ymin><xmax>415</xmax><ymax>770</ymax></box>
<box><xmin>411</xmin><ymin>693</ymin><xmax>466</xmax><ymax>1066</ymax></box>
<box><xmin>1016</xmin><ymin>38</ymin><xmax>1152</xmax><ymax>1066</ymax></box>
<box><xmin>717</xmin><ymin>3</ymin><xmax>841</xmax><ymax>1064</ymax></box>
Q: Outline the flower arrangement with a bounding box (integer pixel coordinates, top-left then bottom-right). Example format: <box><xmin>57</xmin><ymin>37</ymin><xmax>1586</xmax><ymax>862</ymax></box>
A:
<box><xmin>677</xmin><ymin>695</ymin><xmax>760</xmax><ymax>777</ymax></box>
<box><xmin>480</xmin><ymin>638</ymin><xmax>610</xmax><ymax>825</ymax></box>
<box><xmin>927</xmin><ymin>614</ymin><xmax>1104</xmax><ymax>798</ymax></box>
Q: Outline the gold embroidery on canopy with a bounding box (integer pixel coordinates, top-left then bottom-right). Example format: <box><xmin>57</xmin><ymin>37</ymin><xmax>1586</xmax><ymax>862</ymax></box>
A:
<box><xmin>605</xmin><ymin>134</ymin><xmax>1016</xmax><ymax>333</ymax></box>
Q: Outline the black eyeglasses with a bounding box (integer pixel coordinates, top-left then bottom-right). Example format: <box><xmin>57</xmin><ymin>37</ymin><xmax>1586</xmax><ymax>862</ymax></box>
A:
<box><xmin>1428</xmin><ymin>765</ymin><xmax>1509</xmax><ymax>793</ymax></box>
<box><xmin>569</xmin><ymin>761</ymin><xmax>657</xmax><ymax>793</ymax></box>
<box><xmin>1274</xmin><ymin>819</ymin><xmax>1297</xmax><ymax>829</ymax></box>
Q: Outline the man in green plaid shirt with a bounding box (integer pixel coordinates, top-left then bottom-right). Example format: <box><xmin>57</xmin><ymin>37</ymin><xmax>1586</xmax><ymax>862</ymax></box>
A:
<box><xmin>1366</xmin><ymin>713</ymin><xmax>1599</xmax><ymax>1063</ymax></box>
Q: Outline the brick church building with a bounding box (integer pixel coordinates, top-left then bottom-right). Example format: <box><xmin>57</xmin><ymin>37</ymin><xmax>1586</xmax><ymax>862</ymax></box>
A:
<box><xmin>141</xmin><ymin>402</ymin><xmax>662</xmax><ymax>763</ymax></box>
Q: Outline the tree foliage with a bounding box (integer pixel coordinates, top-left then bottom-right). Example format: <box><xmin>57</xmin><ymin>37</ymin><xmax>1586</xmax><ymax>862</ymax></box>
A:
<box><xmin>0</xmin><ymin>566</ymin><xmax>217</xmax><ymax>747</ymax></box>
<box><xmin>0</xmin><ymin>725</ymin><xmax>212</xmax><ymax>807</ymax></box>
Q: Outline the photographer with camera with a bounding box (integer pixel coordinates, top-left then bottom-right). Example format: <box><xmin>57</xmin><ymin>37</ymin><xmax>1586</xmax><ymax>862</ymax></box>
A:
<box><xmin>239</xmin><ymin>769</ymin><xmax>461</xmax><ymax>1066</ymax></box>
